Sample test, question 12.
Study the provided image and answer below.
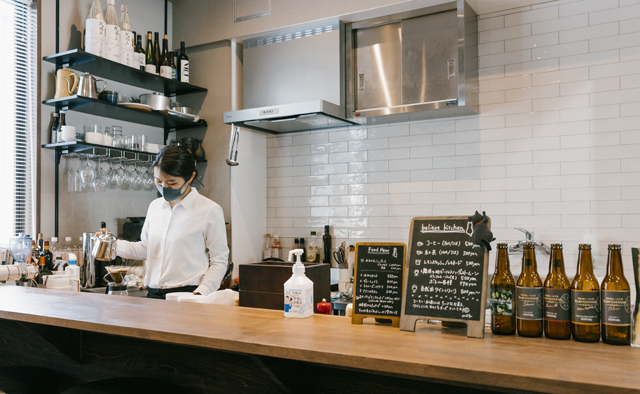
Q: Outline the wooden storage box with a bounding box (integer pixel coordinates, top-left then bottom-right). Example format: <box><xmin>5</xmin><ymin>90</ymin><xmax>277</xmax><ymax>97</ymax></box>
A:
<box><xmin>239</xmin><ymin>261</ymin><xmax>330</xmax><ymax>311</ymax></box>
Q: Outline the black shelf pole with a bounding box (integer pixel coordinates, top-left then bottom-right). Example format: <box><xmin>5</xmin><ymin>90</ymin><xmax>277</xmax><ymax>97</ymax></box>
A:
<box><xmin>54</xmin><ymin>149</ymin><xmax>61</xmax><ymax>237</ymax></box>
<box><xmin>164</xmin><ymin>0</ymin><xmax>168</xmax><ymax>36</ymax></box>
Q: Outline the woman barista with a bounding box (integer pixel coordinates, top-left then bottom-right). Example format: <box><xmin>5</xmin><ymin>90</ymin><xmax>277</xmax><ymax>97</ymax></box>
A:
<box><xmin>110</xmin><ymin>146</ymin><xmax>229</xmax><ymax>299</ymax></box>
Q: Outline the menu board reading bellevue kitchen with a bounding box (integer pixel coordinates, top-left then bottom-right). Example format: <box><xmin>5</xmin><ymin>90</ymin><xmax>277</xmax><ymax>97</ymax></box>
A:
<box><xmin>352</xmin><ymin>243</ymin><xmax>405</xmax><ymax>327</ymax></box>
<box><xmin>400</xmin><ymin>216</ymin><xmax>489</xmax><ymax>338</ymax></box>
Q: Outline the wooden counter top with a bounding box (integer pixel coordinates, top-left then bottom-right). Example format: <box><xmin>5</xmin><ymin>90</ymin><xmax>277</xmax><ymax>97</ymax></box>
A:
<box><xmin>0</xmin><ymin>287</ymin><xmax>638</xmax><ymax>393</ymax></box>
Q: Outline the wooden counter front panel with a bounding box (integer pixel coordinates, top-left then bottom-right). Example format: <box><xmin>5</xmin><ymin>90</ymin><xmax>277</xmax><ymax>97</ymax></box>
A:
<box><xmin>0</xmin><ymin>287</ymin><xmax>639</xmax><ymax>394</ymax></box>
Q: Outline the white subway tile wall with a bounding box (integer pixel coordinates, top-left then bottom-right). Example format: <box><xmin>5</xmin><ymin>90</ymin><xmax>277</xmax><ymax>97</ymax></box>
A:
<box><xmin>265</xmin><ymin>0</ymin><xmax>640</xmax><ymax>280</ymax></box>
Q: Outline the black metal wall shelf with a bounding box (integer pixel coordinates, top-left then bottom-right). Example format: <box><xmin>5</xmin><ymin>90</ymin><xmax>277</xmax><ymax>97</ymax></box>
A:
<box><xmin>43</xmin><ymin>141</ymin><xmax>208</xmax><ymax>163</ymax></box>
<box><xmin>44</xmin><ymin>49</ymin><xmax>207</xmax><ymax>97</ymax></box>
<box><xmin>43</xmin><ymin>96</ymin><xmax>207</xmax><ymax>134</ymax></box>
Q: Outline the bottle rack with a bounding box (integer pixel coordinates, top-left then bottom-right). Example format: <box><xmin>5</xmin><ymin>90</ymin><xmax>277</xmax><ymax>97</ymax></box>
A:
<box><xmin>44</xmin><ymin>46</ymin><xmax>209</xmax><ymax>236</ymax></box>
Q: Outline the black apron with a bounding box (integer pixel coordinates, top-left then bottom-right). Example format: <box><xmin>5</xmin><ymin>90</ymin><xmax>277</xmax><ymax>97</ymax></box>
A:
<box><xmin>146</xmin><ymin>285</ymin><xmax>198</xmax><ymax>299</ymax></box>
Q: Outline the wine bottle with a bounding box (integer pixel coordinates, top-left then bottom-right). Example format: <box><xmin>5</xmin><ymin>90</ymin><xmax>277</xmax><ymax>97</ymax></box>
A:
<box><xmin>323</xmin><ymin>225</ymin><xmax>331</xmax><ymax>265</ymax></box>
<box><xmin>170</xmin><ymin>51</ymin><xmax>177</xmax><ymax>79</ymax></box>
<box><xmin>571</xmin><ymin>244</ymin><xmax>601</xmax><ymax>343</ymax></box>
<box><xmin>601</xmin><ymin>244</ymin><xmax>631</xmax><ymax>345</ymax></box>
<box><xmin>490</xmin><ymin>243</ymin><xmax>516</xmax><ymax>335</ymax></box>
<box><xmin>136</xmin><ymin>34</ymin><xmax>145</xmax><ymax>71</ymax></box>
<box><xmin>119</xmin><ymin>5</ymin><xmax>134</xmax><ymax>67</ymax></box>
<box><xmin>104</xmin><ymin>0</ymin><xmax>120</xmax><ymax>62</ymax></box>
<box><xmin>49</xmin><ymin>113</ymin><xmax>59</xmax><ymax>144</ymax></box>
<box><xmin>516</xmin><ymin>242</ymin><xmax>543</xmax><ymax>337</ymax></box>
<box><xmin>84</xmin><ymin>0</ymin><xmax>105</xmax><ymax>57</ymax></box>
<box><xmin>160</xmin><ymin>35</ymin><xmax>172</xmax><ymax>79</ymax></box>
<box><xmin>153</xmin><ymin>32</ymin><xmax>161</xmax><ymax>72</ymax></box>
<box><xmin>543</xmin><ymin>244</ymin><xmax>571</xmax><ymax>340</ymax></box>
<box><xmin>178</xmin><ymin>41</ymin><xmax>190</xmax><ymax>83</ymax></box>
<box><xmin>144</xmin><ymin>32</ymin><xmax>156</xmax><ymax>74</ymax></box>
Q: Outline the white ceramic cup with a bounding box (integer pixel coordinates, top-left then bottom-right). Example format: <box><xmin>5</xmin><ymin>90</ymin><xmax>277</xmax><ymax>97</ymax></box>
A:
<box><xmin>85</xmin><ymin>131</ymin><xmax>103</xmax><ymax>144</ymax></box>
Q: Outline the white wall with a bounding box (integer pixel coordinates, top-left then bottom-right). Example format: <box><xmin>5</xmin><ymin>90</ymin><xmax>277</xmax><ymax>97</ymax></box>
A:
<box><xmin>265</xmin><ymin>0</ymin><xmax>640</xmax><ymax>282</ymax></box>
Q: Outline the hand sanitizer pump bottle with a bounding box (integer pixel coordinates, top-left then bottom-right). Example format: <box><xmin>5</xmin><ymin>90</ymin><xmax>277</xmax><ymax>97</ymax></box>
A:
<box><xmin>284</xmin><ymin>249</ymin><xmax>314</xmax><ymax>318</ymax></box>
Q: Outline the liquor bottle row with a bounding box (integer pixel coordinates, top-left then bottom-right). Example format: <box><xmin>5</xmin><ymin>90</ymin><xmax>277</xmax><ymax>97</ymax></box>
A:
<box><xmin>84</xmin><ymin>0</ymin><xmax>189</xmax><ymax>82</ymax></box>
<box><xmin>490</xmin><ymin>242</ymin><xmax>631</xmax><ymax>346</ymax></box>
<box><xmin>264</xmin><ymin>226</ymin><xmax>333</xmax><ymax>266</ymax></box>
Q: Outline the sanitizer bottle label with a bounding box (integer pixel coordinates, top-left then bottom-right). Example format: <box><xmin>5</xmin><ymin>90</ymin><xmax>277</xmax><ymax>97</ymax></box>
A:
<box><xmin>285</xmin><ymin>288</ymin><xmax>313</xmax><ymax>314</ymax></box>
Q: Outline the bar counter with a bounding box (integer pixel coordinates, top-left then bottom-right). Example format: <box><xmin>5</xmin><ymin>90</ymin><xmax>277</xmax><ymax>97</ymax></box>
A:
<box><xmin>0</xmin><ymin>286</ymin><xmax>638</xmax><ymax>393</ymax></box>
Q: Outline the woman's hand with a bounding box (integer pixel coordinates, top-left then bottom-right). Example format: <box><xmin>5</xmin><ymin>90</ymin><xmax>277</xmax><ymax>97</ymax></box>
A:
<box><xmin>95</xmin><ymin>228</ymin><xmax>108</xmax><ymax>237</ymax></box>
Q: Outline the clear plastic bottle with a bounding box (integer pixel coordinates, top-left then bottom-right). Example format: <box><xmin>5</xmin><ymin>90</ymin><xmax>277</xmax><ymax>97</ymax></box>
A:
<box><xmin>307</xmin><ymin>231</ymin><xmax>318</xmax><ymax>263</ymax></box>
<box><xmin>50</xmin><ymin>237</ymin><xmax>60</xmax><ymax>255</ymax></box>
<box><xmin>271</xmin><ymin>235</ymin><xmax>281</xmax><ymax>259</ymax></box>
<box><xmin>263</xmin><ymin>233</ymin><xmax>272</xmax><ymax>260</ymax></box>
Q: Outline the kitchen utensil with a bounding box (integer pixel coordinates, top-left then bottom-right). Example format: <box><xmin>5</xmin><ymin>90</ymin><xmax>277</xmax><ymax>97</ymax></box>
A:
<box><xmin>139</xmin><ymin>92</ymin><xmax>170</xmax><ymax>111</ymax></box>
<box><xmin>98</xmin><ymin>90</ymin><xmax>119</xmax><ymax>104</ymax></box>
<box><xmin>9</xmin><ymin>234</ymin><xmax>32</xmax><ymax>264</ymax></box>
<box><xmin>193</xmin><ymin>139</ymin><xmax>205</xmax><ymax>161</ymax></box>
<box><xmin>106</xmin><ymin>282</ymin><xmax>128</xmax><ymax>296</ymax></box>
<box><xmin>76</xmin><ymin>72</ymin><xmax>107</xmax><ymax>99</ymax></box>
<box><xmin>117</xmin><ymin>102</ymin><xmax>153</xmax><ymax>111</ymax></box>
<box><xmin>53</xmin><ymin>67</ymin><xmax>79</xmax><ymax>98</ymax></box>
<box><xmin>333</xmin><ymin>242</ymin><xmax>346</xmax><ymax>268</ymax></box>
<box><xmin>170</xmin><ymin>106</ymin><xmax>192</xmax><ymax>114</ymax></box>
<box><xmin>92</xmin><ymin>230</ymin><xmax>117</xmax><ymax>261</ymax></box>
<box><xmin>181</xmin><ymin>137</ymin><xmax>194</xmax><ymax>152</ymax></box>
<box><xmin>103</xmin><ymin>265</ymin><xmax>129</xmax><ymax>284</ymax></box>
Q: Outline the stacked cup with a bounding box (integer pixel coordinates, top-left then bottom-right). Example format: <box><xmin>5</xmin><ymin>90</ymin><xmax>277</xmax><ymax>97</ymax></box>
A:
<box><xmin>59</xmin><ymin>126</ymin><xmax>77</xmax><ymax>142</ymax></box>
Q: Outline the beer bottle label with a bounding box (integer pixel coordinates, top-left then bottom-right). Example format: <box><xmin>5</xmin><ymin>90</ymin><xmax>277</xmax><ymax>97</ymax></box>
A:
<box><xmin>490</xmin><ymin>288</ymin><xmax>513</xmax><ymax>316</ymax></box>
<box><xmin>571</xmin><ymin>290</ymin><xmax>600</xmax><ymax>324</ymax></box>
<box><xmin>516</xmin><ymin>286</ymin><xmax>543</xmax><ymax>320</ymax></box>
<box><xmin>602</xmin><ymin>290</ymin><xmax>631</xmax><ymax>326</ymax></box>
<box><xmin>544</xmin><ymin>288</ymin><xmax>570</xmax><ymax>321</ymax></box>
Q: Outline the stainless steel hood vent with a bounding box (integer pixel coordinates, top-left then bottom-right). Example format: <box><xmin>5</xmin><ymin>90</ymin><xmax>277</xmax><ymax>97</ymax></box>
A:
<box><xmin>223</xmin><ymin>100</ymin><xmax>357</xmax><ymax>134</ymax></box>
<box><xmin>224</xmin><ymin>21</ymin><xmax>354</xmax><ymax>136</ymax></box>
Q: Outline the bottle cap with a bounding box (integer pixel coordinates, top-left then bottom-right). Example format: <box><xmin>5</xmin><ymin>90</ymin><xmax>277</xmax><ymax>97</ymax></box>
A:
<box><xmin>324</xmin><ymin>225</ymin><xmax>330</xmax><ymax>234</ymax></box>
<box><xmin>274</xmin><ymin>235</ymin><xmax>279</xmax><ymax>238</ymax></box>
<box><xmin>65</xmin><ymin>237</ymin><xmax>72</xmax><ymax>242</ymax></box>
<box><xmin>266</xmin><ymin>233</ymin><xmax>271</xmax><ymax>237</ymax></box>
<box><xmin>311</xmin><ymin>231</ymin><xmax>316</xmax><ymax>236</ymax></box>
<box><xmin>51</xmin><ymin>237</ymin><xmax>58</xmax><ymax>242</ymax></box>
<box><xmin>294</xmin><ymin>238</ymin><xmax>299</xmax><ymax>243</ymax></box>
<box><xmin>68</xmin><ymin>253</ymin><xmax>77</xmax><ymax>264</ymax></box>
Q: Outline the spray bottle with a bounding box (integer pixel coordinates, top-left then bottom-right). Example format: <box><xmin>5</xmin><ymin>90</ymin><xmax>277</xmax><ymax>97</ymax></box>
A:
<box><xmin>284</xmin><ymin>249</ymin><xmax>314</xmax><ymax>318</ymax></box>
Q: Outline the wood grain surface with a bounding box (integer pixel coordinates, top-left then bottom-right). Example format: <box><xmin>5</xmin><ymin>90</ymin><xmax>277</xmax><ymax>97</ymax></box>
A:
<box><xmin>0</xmin><ymin>287</ymin><xmax>639</xmax><ymax>393</ymax></box>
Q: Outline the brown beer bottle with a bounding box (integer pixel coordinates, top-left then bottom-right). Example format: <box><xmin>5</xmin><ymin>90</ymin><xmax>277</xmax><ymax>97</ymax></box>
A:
<box><xmin>516</xmin><ymin>243</ymin><xmax>543</xmax><ymax>337</ymax></box>
<box><xmin>601</xmin><ymin>244</ymin><xmax>631</xmax><ymax>345</ymax></box>
<box><xmin>543</xmin><ymin>244</ymin><xmax>571</xmax><ymax>339</ymax></box>
<box><xmin>571</xmin><ymin>244</ymin><xmax>600</xmax><ymax>342</ymax></box>
<box><xmin>490</xmin><ymin>243</ymin><xmax>516</xmax><ymax>335</ymax></box>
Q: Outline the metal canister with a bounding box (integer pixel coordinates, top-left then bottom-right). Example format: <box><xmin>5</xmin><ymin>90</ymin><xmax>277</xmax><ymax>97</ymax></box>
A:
<box><xmin>81</xmin><ymin>233</ymin><xmax>95</xmax><ymax>289</ymax></box>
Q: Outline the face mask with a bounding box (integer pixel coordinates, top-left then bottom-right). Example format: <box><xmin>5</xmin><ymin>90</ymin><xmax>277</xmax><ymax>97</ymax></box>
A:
<box><xmin>156</xmin><ymin>181</ymin><xmax>190</xmax><ymax>202</ymax></box>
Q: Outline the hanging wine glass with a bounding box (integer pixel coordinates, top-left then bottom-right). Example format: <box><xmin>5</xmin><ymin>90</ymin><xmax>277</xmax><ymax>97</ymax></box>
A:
<box><xmin>80</xmin><ymin>154</ymin><xmax>96</xmax><ymax>190</ymax></box>
<box><xmin>66</xmin><ymin>154</ymin><xmax>78</xmax><ymax>193</ymax></box>
<box><xmin>144</xmin><ymin>163</ymin><xmax>155</xmax><ymax>191</ymax></box>
<box><xmin>93</xmin><ymin>157</ymin><xmax>108</xmax><ymax>192</ymax></box>
<box><xmin>130</xmin><ymin>161</ymin><xmax>143</xmax><ymax>191</ymax></box>
<box><xmin>116</xmin><ymin>159</ymin><xmax>130</xmax><ymax>190</ymax></box>
<box><xmin>107</xmin><ymin>158</ymin><xmax>118</xmax><ymax>189</ymax></box>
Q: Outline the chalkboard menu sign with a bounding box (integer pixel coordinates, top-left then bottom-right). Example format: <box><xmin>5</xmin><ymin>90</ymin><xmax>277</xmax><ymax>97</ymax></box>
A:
<box><xmin>352</xmin><ymin>243</ymin><xmax>405</xmax><ymax>327</ymax></box>
<box><xmin>400</xmin><ymin>216</ymin><xmax>489</xmax><ymax>338</ymax></box>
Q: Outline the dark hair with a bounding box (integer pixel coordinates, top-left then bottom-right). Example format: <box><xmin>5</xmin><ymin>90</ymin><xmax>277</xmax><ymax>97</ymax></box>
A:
<box><xmin>152</xmin><ymin>145</ymin><xmax>197</xmax><ymax>182</ymax></box>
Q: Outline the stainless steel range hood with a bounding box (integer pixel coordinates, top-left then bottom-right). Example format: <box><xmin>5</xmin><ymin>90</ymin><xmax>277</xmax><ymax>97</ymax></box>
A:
<box><xmin>223</xmin><ymin>21</ymin><xmax>355</xmax><ymax>135</ymax></box>
<box><xmin>223</xmin><ymin>100</ymin><xmax>358</xmax><ymax>134</ymax></box>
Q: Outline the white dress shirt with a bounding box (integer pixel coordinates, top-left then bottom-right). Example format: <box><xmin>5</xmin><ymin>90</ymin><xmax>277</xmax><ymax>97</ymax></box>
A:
<box><xmin>117</xmin><ymin>189</ymin><xmax>229</xmax><ymax>296</ymax></box>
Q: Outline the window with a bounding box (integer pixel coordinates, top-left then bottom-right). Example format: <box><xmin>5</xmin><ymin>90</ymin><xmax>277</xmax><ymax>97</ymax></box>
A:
<box><xmin>0</xmin><ymin>0</ymin><xmax>37</xmax><ymax>242</ymax></box>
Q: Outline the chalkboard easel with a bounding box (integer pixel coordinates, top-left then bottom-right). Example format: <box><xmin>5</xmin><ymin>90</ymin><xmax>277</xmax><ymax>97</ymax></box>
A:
<box><xmin>400</xmin><ymin>216</ymin><xmax>490</xmax><ymax>339</ymax></box>
<box><xmin>352</xmin><ymin>243</ymin><xmax>406</xmax><ymax>327</ymax></box>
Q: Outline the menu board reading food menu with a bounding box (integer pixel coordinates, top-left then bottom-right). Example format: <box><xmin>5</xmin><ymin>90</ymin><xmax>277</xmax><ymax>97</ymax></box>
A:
<box><xmin>400</xmin><ymin>216</ymin><xmax>489</xmax><ymax>338</ymax></box>
<box><xmin>352</xmin><ymin>243</ymin><xmax>405</xmax><ymax>327</ymax></box>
